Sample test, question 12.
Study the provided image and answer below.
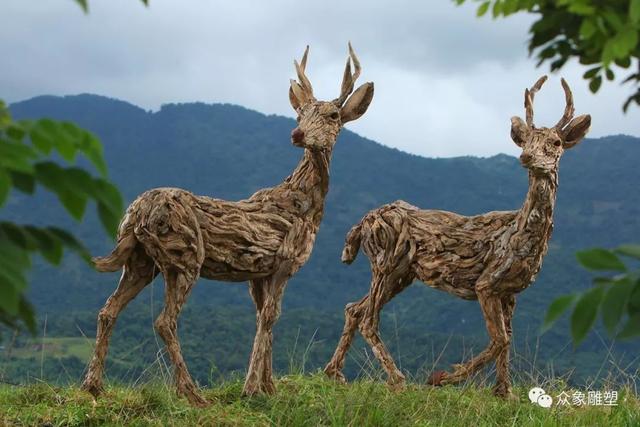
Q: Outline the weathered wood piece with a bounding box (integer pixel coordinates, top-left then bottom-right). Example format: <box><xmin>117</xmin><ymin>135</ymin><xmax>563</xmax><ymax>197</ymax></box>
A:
<box><xmin>81</xmin><ymin>44</ymin><xmax>374</xmax><ymax>406</ymax></box>
<box><xmin>324</xmin><ymin>76</ymin><xmax>591</xmax><ymax>399</ymax></box>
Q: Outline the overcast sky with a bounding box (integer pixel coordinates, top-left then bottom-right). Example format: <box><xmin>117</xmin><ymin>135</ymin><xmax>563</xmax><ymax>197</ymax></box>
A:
<box><xmin>2</xmin><ymin>0</ymin><xmax>638</xmax><ymax>157</ymax></box>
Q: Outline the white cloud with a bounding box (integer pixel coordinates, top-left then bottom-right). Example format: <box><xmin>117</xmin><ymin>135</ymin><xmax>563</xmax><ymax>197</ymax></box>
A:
<box><xmin>1</xmin><ymin>0</ymin><xmax>638</xmax><ymax>157</ymax></box>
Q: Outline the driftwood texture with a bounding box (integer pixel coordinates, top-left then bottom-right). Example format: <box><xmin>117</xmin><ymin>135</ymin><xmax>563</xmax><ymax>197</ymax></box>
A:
<box><xmin>324</xmin><ymin>76</ymin><xmax>592</xmax><ymax>399</ymax></box>
<box><xmin>81</xmin><ymin>44</ymin><xmax>375</xmax><ymax>406</ymax></box>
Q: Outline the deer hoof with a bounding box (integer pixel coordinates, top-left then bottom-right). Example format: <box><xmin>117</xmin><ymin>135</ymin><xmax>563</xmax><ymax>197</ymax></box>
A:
<box><xmin>427</xmin><ymin>370</ymin><xmax>446</xmax><ymax>387</ymax></box>
<box><xmin>323</xmin><ymin>366</ymin><xmax>347</xmax><ymax>384</ymax></box>
<box><xmin>81</xmin><ymin>380</ymin><xmax>103</xmax><ymax>399</ymax></box>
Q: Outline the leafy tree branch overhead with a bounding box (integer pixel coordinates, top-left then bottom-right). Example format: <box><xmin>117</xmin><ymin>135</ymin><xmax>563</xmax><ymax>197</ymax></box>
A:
<box><xmin>0</xmin><ymin>101</ymin><xmax>123</xmax><ymax>337</ymax></box>
<box><xmin>456</xmin><ymin>0</ymin><xmax>640</xmax><ymax>111</ymax></box>
<box><xmin>0</xmin><ymin>0</ymin><xmax>145</xmax><ymax>338</ymax></box>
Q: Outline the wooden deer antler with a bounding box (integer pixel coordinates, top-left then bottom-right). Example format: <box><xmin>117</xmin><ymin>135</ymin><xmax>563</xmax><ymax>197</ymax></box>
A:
<box><xmin>554</xmin><ymin>78</ymin><xmax>575</xmax><ymax>130</ymax></box>
<box><xmin>525</xmin><ymin>75</ymin><xmax>548</xmax><ymax>127</ymax></box>
<box><xmin>334</xmin><ymin>42</ymin><xmax>362</xmax><ymax>106</ymax></box>
<box><xmin>289</xmin><ymin>46</ymin><xmax>315</xmax><ymax>109</ymax></box>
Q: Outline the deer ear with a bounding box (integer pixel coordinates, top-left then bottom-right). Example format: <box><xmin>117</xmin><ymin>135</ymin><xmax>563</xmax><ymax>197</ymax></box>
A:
<box><xmin>289</xmin><ymin>80</ymin><xmax>307</xmax><ymax>112</ymax></box>
<box><xmin>510</xmin><ymin>116</ymin><xmax>529</xmax><ymax>147</ymax></box>
<box><xmin>561</xmin><ymin>114</ymin><xmax>591</xmax><ymax>149</ymax></box>
<box><xmin>340</xmin><ymin>82</ymin><xmax>374</xmax><ymax>123</ymax></box>
<box><xmin>289</xmin><ymin>86</ymin><xmax>301</xmax><ymax>111</ymax></box>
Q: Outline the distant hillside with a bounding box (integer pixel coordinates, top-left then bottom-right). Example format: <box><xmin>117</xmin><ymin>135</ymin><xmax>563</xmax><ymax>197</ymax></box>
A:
<box><xmin>2</xmin><ymin>94</ymin><xmax>639</xmax><ymax>385</ymax></box>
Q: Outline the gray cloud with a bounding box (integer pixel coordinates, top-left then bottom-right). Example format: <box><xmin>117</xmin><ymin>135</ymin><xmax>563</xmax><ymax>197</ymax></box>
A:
<box><xmin>1</xmin><ymin>0</ymin><xmax>638</xmax><ymax>157</ymax></box>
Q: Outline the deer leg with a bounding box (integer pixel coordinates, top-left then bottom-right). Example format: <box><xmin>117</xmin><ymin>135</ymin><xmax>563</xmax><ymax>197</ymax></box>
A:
<box><xmin>243</xmin><ymin>277</ymin><xmax>288</xmax><ymax>396</ymax></box>
<box><xmin>82</xmin><ymin>251</ymin><xmax>155</xmax><ymax>398</ymax></box>
<box><xmin>244</xmin><ymin>279</ymin><xmax>275</xmax><ymax>395</ymax></box>
<box><xmin>323</xmin><ymin>295</ymin><xmax>368</xmax><ymax>383</ymax></box>
<box><xmin>430</xmin><ymin>291</ymin><xmax>509</xmax><ymax>388</ymax></box>
<box><xmin>358</xmin><ymin>272</ymin><xmax>410</xmax><ymax>390</ymax></box>
<box><xmin>493</xmin><ymin>295</ymin><xmax>516</xmax><ymax>398</ymax></box>
<box><xmin>154</xmin><ymin>269</ymin><xmax>207</xmax><ymax>407</ymax></box>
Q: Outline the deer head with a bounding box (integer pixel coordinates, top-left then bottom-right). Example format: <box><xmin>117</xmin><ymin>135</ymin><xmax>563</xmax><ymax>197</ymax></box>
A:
<box><xmin>510</xmin><ymin>76</ymin><xmax>591</xmax><ymax>175</ymax></box>
<box><xmin>289</xmin><ymin>43</ymin><xmax>374</xmax><ymax>151</ymax></box>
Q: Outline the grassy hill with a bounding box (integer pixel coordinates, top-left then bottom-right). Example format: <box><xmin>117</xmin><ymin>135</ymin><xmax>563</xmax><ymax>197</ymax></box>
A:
<box><xmin>1</xmin><ymin>94</ymin><xmax>639</xmax><ymax>388</ymax></box>
<box><xmin>2</xmin><ymin>374</ymin><xmax>639</xmax><ymax>426</ymax></box>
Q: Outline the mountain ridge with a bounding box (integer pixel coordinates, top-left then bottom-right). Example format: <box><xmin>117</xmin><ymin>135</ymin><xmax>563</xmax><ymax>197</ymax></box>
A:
<box><xmin>2</xmin><ymin>93</ymin><xmax>639</xmax><ymax>384</ymax></box>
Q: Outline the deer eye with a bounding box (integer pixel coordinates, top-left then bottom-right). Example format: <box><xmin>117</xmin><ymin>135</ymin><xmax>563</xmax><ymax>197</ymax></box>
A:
<box><xmin>553</xmin><ymin>139</ymin><xmax>562</xmax><ymax>147</ymax></box>
<box><xmin>329</xmin><ymin>112</ymin><xmax>339</xmax><ymax>120</ymax></box>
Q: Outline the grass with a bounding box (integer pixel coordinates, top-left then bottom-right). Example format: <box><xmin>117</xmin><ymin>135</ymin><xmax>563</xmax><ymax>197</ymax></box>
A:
<box><xmin>1</xmin><ymin>373</ymin><xmax>639</xmax><ymax>426</ymax></box>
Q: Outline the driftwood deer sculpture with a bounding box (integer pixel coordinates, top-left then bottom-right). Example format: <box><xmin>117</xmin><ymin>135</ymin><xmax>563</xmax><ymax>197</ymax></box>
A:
<box><xmin>324</xmin><ymin>76</ymin><xmax>591</xmax><ymax>399</ymax></box>
<box><xmin>81</xmin><ymin>44</ymin><xmax>374</xmax><ymax>406</ymax></box>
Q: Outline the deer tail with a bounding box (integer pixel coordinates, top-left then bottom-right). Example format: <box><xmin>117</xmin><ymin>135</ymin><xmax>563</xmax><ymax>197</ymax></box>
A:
<box><xmin>92</xmin><ymin>221</ymin><xmax>137</xmax><ymax>272</ymax></box>
<box><xmin>341</xmin><ymin>221</ymin><xmax>364</xmax><ymax>265</ymax></box>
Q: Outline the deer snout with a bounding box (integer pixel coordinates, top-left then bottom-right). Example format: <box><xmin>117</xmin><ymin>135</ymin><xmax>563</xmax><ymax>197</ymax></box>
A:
<box><xmin>291</xmin><ymin>127</ymin><xmax>305</xmax><ymax>146</ymax></box>
<box><xmin>520</xmin><ymin>153</ymin><xmax>532</xmax><ymax>164</ymax></box>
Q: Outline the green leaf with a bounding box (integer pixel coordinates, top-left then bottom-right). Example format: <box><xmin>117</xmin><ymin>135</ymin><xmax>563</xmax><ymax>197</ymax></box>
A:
<box><xmin>6</xmin><ymin>124</ymin><xmax>26</xmax><ymax>142</ymax></box>
<box><xmin>615</xmin><ymin>56</ymin><xmax>632</xmax><ymax>68</ymax></box>
<box><xmin>601</xmin><ymin>278</ymin><xmax>635</xmax><ymax>335</ymax></box>
<box><xmin>29</xmin><ymin>124</ymin><xmax>54</xmax><ymax>154</ymax></box>
<box><xmin>74</xmin><ymin>0</ymin><xmax>88</xmax><ymax>13</ymax></box>
<box><xmin>629</xmin><ymin>281</ymin><xmax>640</xmax><ymax>313</ymax></box>
<box><xmin>543</xmin><ymin>294</ymin><xmax>576</xmax><ymax>331</ymax></box>
<box><xmin>93</xmin><ymin>179</ymin><xmax>124</xmax><ymax>238</ymax></box>
<box><xmin>616</xmin><ymin>244</ymin><xmax>640</xmax><ymax>260</ymax></box>
<box><xmin>492</xmin><ymin>0</ymin><xmax>502</xmax><ymax>18</ymax></box>
<box><xmin>579</xmin><ymin>18</ymin><xmax>597</xmax><ymax>38</ymax></box>
<box><xmin>25</xmin><ymin>227</ymin><xmax>64</xmax><ymax>265</ymax></box>
<box><xmin>0</xmin><ymin>140</ymin><xmax>37</xmax><ymax>173</ymax></box>
<box><xmin>589</xmin><ymin>75</ymin><xmax>602</xmax><ymax>93</ymax></box>
<box><xmin>631</xmin><ymin>0</ymin><xmax>640</xmax><ymax>23</ymax></box>
<box><xmin>40</xmin><ymin>119</ymin><xmax>77</xmax><ymax>162</ymax></box>
<box><xmin>571</xmin><ymin>286</ymin><xmax>605</xmax><ymax>345</ymax></box>
<box><xmin>0</xmin><ymin>167</ymin><xmax>10</xmax><ymax>206</ymax></box>
<box><xmin>9</xmin><ymin>171</ymin><xmax>35</xmax><ymax>194</ymax></box>
<box><xmin>0</xmin><ymin>100</ymin><xmax>11</xmax><ymax>128</ymax></box>
<box><xmin>79</xmin><ymin>132</ymin><xmax>108</xmax><ymax>177</ymax></box>
<box><xmin>617</xmin><ymin>313</ymin><xmax>640</xmax><ymax>339</ymax></box>
<box><xmin>605</xmin><ymin>68</ymin><xmax>615</xmax><ymax>81</ymax></box>
<box><xmin>477</xmin><ymin>1</ymin><xmax>490</xmax><ymax>17</ymax></box>
<box><xmin>0</xmin><ymin>222</ymin><xmax>32</xmax><ymax>251</ymax></box>
<box><xmin>576</xmin><ymin>248</ymin><xmax>626</xmax><ymax>271</ymax></box>
<box><xmin>0</xmin><ymin>275</ymin><xmax>20</xmax><ymax>316</ymax></box>
<box><xmin>34</xmin><ymin>162</ymin><xmax>89</xmax><ymax>220</ymax></box>
<box><xmin>47</xmin><ymin>227</ymin><xmax>91</xmax><ymax>263</ymax></box>
<box><xmin>568</xmin><ymin>2</ymin><xmax>595</xmax><ymax>16</ymax></box>
<box><xmin>614</xmin><ymin>27</ymin><xmax>639</xmax><ymax>57</ymax></box>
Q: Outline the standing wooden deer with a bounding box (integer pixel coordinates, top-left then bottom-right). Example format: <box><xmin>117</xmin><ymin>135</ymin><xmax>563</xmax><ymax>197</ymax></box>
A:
<box><xmin>81</xmin><ymin>44</ymin><xmax>374</xmax><ymax>406</ymax></box>
<box><xmin>324</xmin><ymin>76</ymin><xmax>591</xmax><ymax>399</ymax></box>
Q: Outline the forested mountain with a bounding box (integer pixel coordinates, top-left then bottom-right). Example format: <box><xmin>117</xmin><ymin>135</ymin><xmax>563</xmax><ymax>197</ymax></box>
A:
<box><xmin>2</xmin><ymin>94</ymin><xmax>639</xmax><ymax>386</ymax></box>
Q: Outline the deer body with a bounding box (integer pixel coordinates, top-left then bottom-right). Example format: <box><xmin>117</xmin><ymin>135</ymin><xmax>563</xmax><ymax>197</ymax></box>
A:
<box><xmin>82</xmin><ymin>44</ymin><xmax>374</xmax><ymax>406</ymax></box>
<box><xmin>108</xmin><ymin>148</ymin><xmax>331</xmax><ymax>283</ymax></box>
<box><xmin>324</xmin><ymin>76</ymin><xmax>590</xmax><ymax>398</ymax></box>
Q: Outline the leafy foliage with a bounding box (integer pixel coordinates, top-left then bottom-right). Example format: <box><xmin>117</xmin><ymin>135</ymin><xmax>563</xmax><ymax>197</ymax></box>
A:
<box><xmin>0</xmin><ymin>100</ymin><xmax>123</xmax><ymax>336</ymax></box>
<box><xmin>457</xmin><ymin>0</ymin><xmax>640</xmax><ymax>111</ymax></box>
<box><xmin>544</xmin><ymin>245</ymin><xmax>640</xmax><ymax>344</ymax></box>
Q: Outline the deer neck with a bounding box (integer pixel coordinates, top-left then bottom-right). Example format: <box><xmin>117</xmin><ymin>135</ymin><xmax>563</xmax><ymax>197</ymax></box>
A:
<box><xmin>514</xmin><ymin>170</ymin><xmax>558</xmax><ymax>244</ymax></box>
<box><xmin>283</xmin><ymin>147</ymin><xmax>332</xmax><ymax>226</ymax></box>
